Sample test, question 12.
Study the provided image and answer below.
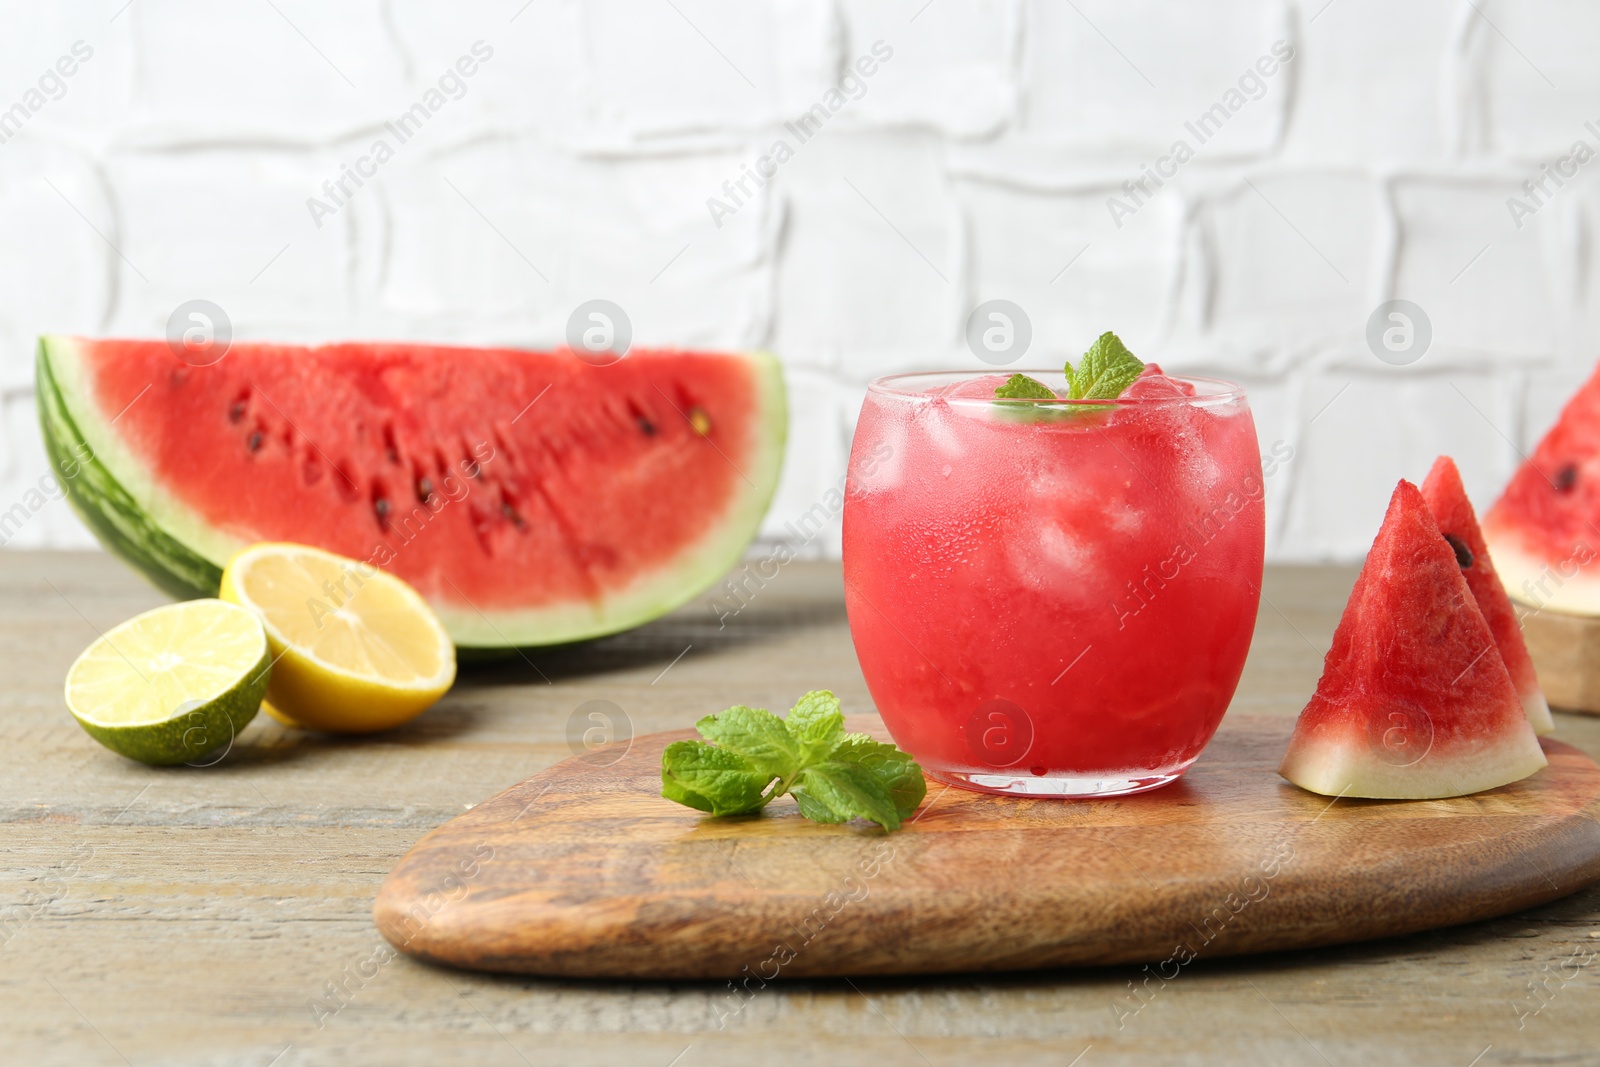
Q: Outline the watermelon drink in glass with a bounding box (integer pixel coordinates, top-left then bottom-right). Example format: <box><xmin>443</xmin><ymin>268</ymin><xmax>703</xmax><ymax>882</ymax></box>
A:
<box><xmin>842</xmin><ymin>363</ymin><xmax>1265</xmax><ymax>797</ymax></box>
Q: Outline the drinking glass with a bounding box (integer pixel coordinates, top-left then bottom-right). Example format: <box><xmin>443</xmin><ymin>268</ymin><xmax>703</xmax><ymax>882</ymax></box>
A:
<box><xmin>841</xmin><ymin>370</ymin><xmax>1266</xmax><ymax>797</ymax></box>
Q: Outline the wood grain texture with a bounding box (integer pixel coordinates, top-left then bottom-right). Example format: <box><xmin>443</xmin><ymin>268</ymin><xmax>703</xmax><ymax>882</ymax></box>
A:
<box><xmin>1521</xmin><ymin>605</ymin><xmax>1600</xmax><ymax>714</ymax></box>
<box><xmin>376</xmin><ymin>716</ymin><xmax>1600</xmax><ymax>979</ymax></box>
<box><xmin>13</xmin><ymin>553</ymin><xmax>1600</xmax><ymax>1066</ymax></box>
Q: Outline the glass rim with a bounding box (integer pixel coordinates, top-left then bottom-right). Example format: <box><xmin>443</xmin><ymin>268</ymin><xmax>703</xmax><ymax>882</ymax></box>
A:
<box><xmin>865</xmin><ymin>369</ymin><xmax>1248</xmax><ymax>408</ymax></box>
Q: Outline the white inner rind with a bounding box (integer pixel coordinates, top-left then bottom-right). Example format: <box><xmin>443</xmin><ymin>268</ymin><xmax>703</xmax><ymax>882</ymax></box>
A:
<box><xmin>1486</xmin><ymin>529</ymin><xmax>1600</xmax><ymax>618</ymax></box>
<box><xmin>1280</xmin><ymin>717</ymin><xmax>1547</xmax><ymax>800</ymax></box>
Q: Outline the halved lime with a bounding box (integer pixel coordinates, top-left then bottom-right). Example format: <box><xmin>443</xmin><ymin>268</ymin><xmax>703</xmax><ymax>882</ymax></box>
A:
<box><xmin>65</xmin><ymin>599</ymin><xmax>271</xmax><ymax>765</ymax></box>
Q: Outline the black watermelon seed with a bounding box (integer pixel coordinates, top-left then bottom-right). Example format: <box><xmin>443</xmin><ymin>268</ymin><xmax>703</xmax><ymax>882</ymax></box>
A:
<box><xmin>247</xmin><ymin>431</ymin><xmax>263</xmax><ymax>452</ymax></box>
<box><xmin>1444</xmin><ymin>533</ymin><xmax>1473</xmax><ymax>569</ymax></box>
<box><xmin>416</xmin><ymin>477</ymin><xmax>433</xmax><ymax>503</ymax></box>
<box><xmin>1556</xmin><ymin>464</ymin><xmax>1579</xmax><ymax>492</ymax></box>
<box><xmin>374</xmin><ymin>498</ymin><xmax>391</xmax><ymax>520</ymax></box>
<box><xmin>228</xmin><ymin>401</ymin><xmax>247</xmax><ymax>423</ymax></box>
<box><xmin>638</xmin><ymin>416</ymin><xmax>657</xmax><ymax>436</ymax></box>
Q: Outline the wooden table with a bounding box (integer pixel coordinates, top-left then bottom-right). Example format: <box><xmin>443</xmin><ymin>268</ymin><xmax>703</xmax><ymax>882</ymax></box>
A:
<box><xmin>4</xmin><ymin>551</ymin><xmax>1599</xmax><ymax>1066</ymax></box>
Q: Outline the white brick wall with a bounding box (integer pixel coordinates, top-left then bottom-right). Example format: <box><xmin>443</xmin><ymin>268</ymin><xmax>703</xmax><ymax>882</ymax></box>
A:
<box><xmin>2</xmin><ymin>0</ymin><xmax>1597</xmax><ymax>562</ymax></box>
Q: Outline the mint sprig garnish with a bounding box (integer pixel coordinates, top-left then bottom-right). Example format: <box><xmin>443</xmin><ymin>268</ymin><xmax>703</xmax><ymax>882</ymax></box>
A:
<box><xmin>994</xmin><ymin>373</ymin><xmax>1057</xmax><ymax>400</ymax></box>
<box><xmin>660</xmin><ymin>690</ymin><xmax>926</xmax><ymax>831</ymax></box>
<box><xmin>992</xmin><ymin>330</ymin><xmax>1147</xmax><ymax>405</ymax></box>
<box><xmin>1065</xmin><ymin>331</ymin><xmax>1145</xmax><ymax>399</ymax></box>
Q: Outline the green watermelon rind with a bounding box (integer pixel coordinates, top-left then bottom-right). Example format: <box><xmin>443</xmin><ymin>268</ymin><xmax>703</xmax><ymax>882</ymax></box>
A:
<box><xmin>36</xmin><ymin>335</ymin><xmax>788</xmax><ymax>651</ymax></box>
<box><xmin>37</xmin><ymin>337</ymin><xmax>223</xmax><ymax>600</ymax></box>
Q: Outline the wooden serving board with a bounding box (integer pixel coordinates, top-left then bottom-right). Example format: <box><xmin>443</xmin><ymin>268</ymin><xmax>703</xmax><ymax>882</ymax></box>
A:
<box><xmin>374</xmin><ymin>715</ymin><xmax>1600</xmax><ymax>979</ymax></box>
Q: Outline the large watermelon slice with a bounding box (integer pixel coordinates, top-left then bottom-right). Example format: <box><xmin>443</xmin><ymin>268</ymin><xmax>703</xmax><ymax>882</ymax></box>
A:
<box><xmin>1280</xmin><ymin>480</ymin><xmax>1546</xmax><ymax>799</ymax></box>
<box><xmin>1483</xmin><ymin>361</ymin><xmax>1600</xmax><ymax>615</ymax></box>
<box><xmin>37</xmin><ymin>336</ymin><xmax>785</xmax><ymax>649</ymax></box>
<box><xmin>1420</xmin><ymin>455</ymin><xmax>1554</xmax><ymax>735</ymax></box>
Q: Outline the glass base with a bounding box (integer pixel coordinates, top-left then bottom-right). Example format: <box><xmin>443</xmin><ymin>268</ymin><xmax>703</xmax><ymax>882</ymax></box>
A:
<box><xmin>927</xmin><ymin>767</ymin><xmax>1187</xmax><ymax>798</ymax></box>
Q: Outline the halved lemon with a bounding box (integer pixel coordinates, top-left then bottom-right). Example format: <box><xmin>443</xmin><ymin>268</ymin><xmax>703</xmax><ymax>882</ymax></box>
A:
<box><xmin>220</xmin><ymin>543</ymin><xmax>456</xmax><ymax>733</ymax></box>
<box><xmin>65</xmin><ymin>599</ymin><xmax>270</xmax><ymax>765</ymax></box>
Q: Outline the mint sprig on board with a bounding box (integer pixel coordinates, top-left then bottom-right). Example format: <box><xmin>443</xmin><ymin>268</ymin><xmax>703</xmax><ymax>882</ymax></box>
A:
<box><xmin>660</xmin><ymin>690</ymin><xmax>926</xmax><ymax>831</ymax></box>
<box><xmin>993</xmin><ymin>330</ymin><xmax>1146</xmax><ymax>404</ymax></box>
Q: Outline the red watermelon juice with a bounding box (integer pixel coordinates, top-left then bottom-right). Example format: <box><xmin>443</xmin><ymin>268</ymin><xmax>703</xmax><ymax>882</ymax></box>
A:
<box><xmin>842</xmin><ymin>370</ymin><xmax>1265</xmax><ymax>797</ymax></box>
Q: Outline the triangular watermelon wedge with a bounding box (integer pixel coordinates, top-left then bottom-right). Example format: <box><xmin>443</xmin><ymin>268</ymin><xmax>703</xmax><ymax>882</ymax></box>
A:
<box><xmin>1280</xmin><ymin>480</ymin><xmax>1547</xmax><ymax>799</ymax></box>
<box><xmin>1421</xmin><ymin>456</ymin><xmax>1554</xmax><ymax>736</ymax></box>
<box><xmin>1483</xmin><ymin>361</ymin><xmax>1600</xmax><ymax>615</ymax></box>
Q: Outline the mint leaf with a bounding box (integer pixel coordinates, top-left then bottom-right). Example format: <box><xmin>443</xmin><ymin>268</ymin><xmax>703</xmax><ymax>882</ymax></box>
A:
<box><xmin>792</xmin><ymin>762</ymin><xmax>904</xmax><ymax>831</ymax></box>
<box><xmin>660</xmin><ymin>691</ymin><xmax>927</xmax><ymax>830</ymax></box>
<box><xmin>660</xmin><ymin>740</ymin><xmax>773</xmax><ymax>816</ymax></box>
<box><xmin>1065</xmin><ymin>332</ymin><xmax>1144</xmax><ymax>400</ymax></box>
<box><xmin>994</xmin><ymin>373</ymin><xmax>1057</xmax><ymax>401</ymax></box>
<box><xmin>829</xmin><ymin>734</ymin><xmax>927</xmax><ymax>820</ymax></box>
<box><xmin>786</xmin><ymin>689</ymin><xmax>845</xmax><ymax>761</ymax></box>
<box><xmin>694</xmin><ymin>705</ymin><xmax>801</xmax><ymax>780</ymax></box>
<box><xmin>792</xmin><ymin>789</ymin><xmax>853</xmax><ymax>824</ymax></box>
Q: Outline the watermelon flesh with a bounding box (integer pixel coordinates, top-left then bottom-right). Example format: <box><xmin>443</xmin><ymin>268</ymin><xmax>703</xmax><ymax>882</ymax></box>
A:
<box><xmin>1483</xmin><ymin>360</ymin><xmax>1600</xmax><ymax>615</ymax></box>
<box><xmin>1280</xmin><ymin>480</ymin><xmax>1546</xmax><ymax>799</ymax></box>
<box><xmin>37</xmin><ymin>337</ymin><xmax>785</xmax><ymax>648</ymax></box>
<box><xmin>1420</xmin><ymin>455</ymin><xmax>1554</xmax><ymax>735</ymax></box>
